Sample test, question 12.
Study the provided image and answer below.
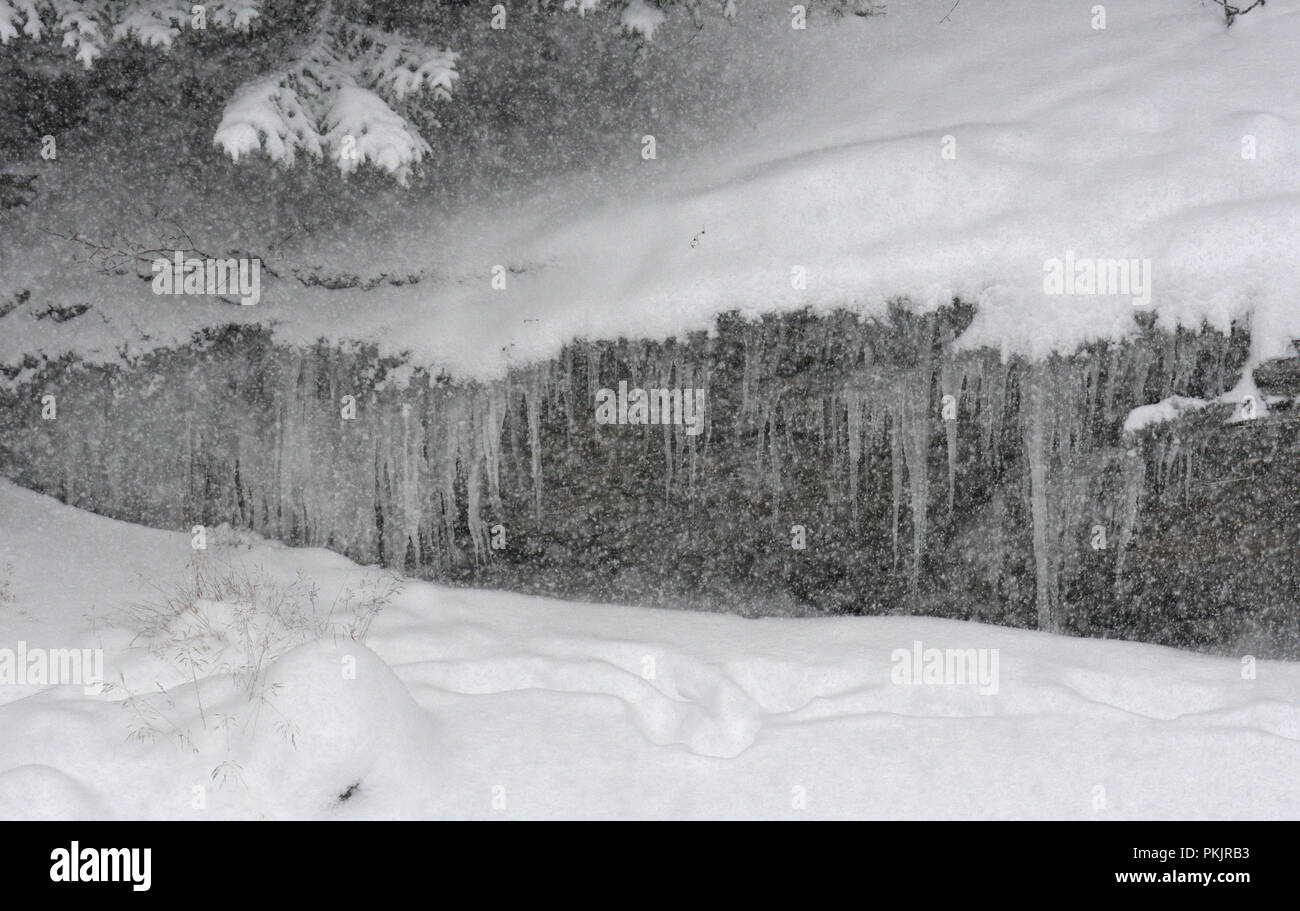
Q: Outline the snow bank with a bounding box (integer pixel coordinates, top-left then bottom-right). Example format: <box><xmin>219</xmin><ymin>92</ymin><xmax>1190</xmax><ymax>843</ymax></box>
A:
<box><xmin>1</xmin><ymin>480</ymin><xmax>1298</xmax><ymax>819</ymax></box>
<box><xmin>235</xmin><ymin>639</ymin><xmax>442</xmax><ymax>817</ymax></box>
<box><xmin>4</xmin><ymin>0</ymin><xmax>1299</xmax><ymax>380</ymax></box>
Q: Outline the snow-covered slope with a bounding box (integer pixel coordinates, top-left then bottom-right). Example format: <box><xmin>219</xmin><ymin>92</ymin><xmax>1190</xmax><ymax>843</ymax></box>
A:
<box><xmin>4</xmin><ymin>0</ymin><xmax>1299</xmax><ymax>381</ymax></box>
<box><xmin>0</xmin><ymin>480</ymin><xmax>1296</xmax><ymax>819</ymax></box>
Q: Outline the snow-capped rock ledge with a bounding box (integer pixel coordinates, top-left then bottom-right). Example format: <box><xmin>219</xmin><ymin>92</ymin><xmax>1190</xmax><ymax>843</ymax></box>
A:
<box><xmin>3</xmin><ymin>0</ymin><xmax>1299</xmax><ymax>381</ymax></box>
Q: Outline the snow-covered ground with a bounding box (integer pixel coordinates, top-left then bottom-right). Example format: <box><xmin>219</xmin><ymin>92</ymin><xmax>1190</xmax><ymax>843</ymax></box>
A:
<box><xmin>4</xmin><ymin>0</ymin><xmax>1299</xmax><ymax>383</ymax></box>
<box><xmin>0</xmin><ymin>479</ymin><xmax>1295</xmax><ymax>820</ymax></box>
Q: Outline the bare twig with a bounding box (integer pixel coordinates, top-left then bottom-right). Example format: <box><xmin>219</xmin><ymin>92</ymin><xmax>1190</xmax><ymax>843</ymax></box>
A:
<box><xmin>42</xmin><ymin>209</ymin><xmax>212</xmax><ymax>278</ymax></box>
<box><xmin>1208</xmin><ymin>0</ymin><xmax>1266</xmax><ymax>28</ymax></box>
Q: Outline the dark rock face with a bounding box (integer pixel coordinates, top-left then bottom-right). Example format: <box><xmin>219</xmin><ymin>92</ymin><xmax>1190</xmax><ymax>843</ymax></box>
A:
<box><xmin>2</xmin><ymin>305</ymin><xmax>1296</xmax><ymax>656</ymax></box>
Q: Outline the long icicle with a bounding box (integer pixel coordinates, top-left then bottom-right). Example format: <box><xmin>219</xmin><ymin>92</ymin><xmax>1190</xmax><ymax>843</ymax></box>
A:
<box><xmin>941</xmin><ymin>333</ymin><xmax>957</xmax><ymax>514</ymax></box>
<box><xmin>467</xmin><ymin>394</ymin><xmax>486</xmax><ymax>564</ymax></box>
<box><xmin>846</xmin><ymin>389</ymin><xmax>862</xmax><ymax>522</ymax></box>
<box><xmin>1025</xmin><ymin>362</ymin><xmax>1057</xmax><ymax>634</ymax></box>
<box><xmin>890</xmin><ymin>401</ymin><xmax>903</xmax><ymax>572</ymax></box>
<box><xmin>527</xmin><ymin>368</ymin><xmax>543</xmax><ymax>522</ymax></box>
<box><xmin>1114</xmin><ymin>445</ymin><xmax>1145</xmax><ymax>596</ymax></box>
<box><xmin>901</xmin><ymin>380</ymin><xmax>929</xmax><ymax>599</ymax></box>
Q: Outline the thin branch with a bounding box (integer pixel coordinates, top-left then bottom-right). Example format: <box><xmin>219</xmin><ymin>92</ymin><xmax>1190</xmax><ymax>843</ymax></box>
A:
<box><xmin>42</xmin><ymin>209</ymin><xmax>212</xmax><ymax>278</ymax></box>
<box><xmin>1208</xmin><ymin>0</ymin><xmax>1266</xmax><ymax>28</ymax></box>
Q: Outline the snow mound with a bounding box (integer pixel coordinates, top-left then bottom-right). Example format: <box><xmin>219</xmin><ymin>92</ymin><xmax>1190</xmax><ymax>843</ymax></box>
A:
<box><xmin>115</xmin><ymin>637</ymin><xmax>441</xmax><ymax>818</ymax></box>
<box><xmin>0</xmin><ymin>764</ymin><xmax>108</xmax><ymax>820</ymax></box>
<box><xmin>236</xmin><ymin>640</ymin><xmax>440</xmax><ymax>816</ymax></box>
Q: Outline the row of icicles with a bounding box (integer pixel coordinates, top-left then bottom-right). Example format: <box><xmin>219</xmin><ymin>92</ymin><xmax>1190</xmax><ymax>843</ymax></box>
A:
<box><xmin>6</xmin><ymin>314</ymin><xmax>1244</xmax><ymax>630</ymax></box>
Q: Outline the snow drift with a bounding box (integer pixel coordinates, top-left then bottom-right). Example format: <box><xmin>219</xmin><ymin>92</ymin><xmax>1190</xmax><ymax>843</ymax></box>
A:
<box><xmin>0</xmin><ymin>480</ymin><xmax>1297</xmax><ymax>819</ymax></box>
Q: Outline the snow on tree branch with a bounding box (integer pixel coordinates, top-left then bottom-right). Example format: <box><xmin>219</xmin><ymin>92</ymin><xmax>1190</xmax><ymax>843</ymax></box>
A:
<box><xmin>111</xmin><ymin>2</ymin><xmax>191</xmax><ymax>48</ymax></box>
<box><xmin>324</xmin><ymin>80</ymin><xmax>432</xmax><ymax>183</ymax></box>
<box><xmin>0</xmin><ymin>1</ymin><xmax>43</xmax><ymax>42</ymax></box>
<box><xmin>561</xmin><ymin>0</ymin><xmax>603</xmax><ymax>16</ymax></box>
<box><xmin>1</xmin><ymin>1</ymin><xmax>260</xmax><ymax>66</ymax></box>
<box><xmin>3</xmin><ymin>0</ymin><xmax>107</xmax><ymax>67</ymax></box>
<box><xmin>52</xmin><ymin>1</ymin><xmax>107</xmax><ymax>67</ymax></box>
<box><xmin>620</xmin><ymin>0</ymin><xmax>665</xmax><ymax>39</ymax></box>
<box><xmin>212</xmin><ymin>15</ymin><xmax>455</xmax><ymax>185</ymax></box>
<box><xmin>212</xmin><ymin>73</ymin><xmax>322</xmax><ymax>168</ymax></box>
<box><xmin>346</xmin><ymin>24</ymin><xmax>457</xmax><ymax>103</ymax></box>
<box><xmin>3</xmin><ymin>0</ymin><xmax>794</xmax><ymax>184</ymax></box>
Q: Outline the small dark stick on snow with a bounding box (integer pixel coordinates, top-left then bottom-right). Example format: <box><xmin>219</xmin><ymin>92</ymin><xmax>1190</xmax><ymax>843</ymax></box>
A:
<box><xmin>1211</xmin><ymin>0</ymin><xmax>1266</xmax><ymax>28</ymax></box>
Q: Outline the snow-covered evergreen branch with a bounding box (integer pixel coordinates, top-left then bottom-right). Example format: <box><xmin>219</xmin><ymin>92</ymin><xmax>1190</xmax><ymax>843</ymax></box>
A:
<box><xmin>212</xmin><ymin>10</ymin><xmax>456</xmax><ymax>185</ymax></box>
<box><xmin>0</xmin><ymin>0</ymin><xmax>260</xmax><ymax>66</ymax></box>
<box><xmin>2</xmin><ymin>0</ymin><xmax>796</xmax><ymax>182</ymax></box>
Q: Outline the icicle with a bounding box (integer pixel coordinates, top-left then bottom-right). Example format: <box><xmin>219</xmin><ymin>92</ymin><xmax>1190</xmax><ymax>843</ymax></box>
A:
<box><xmin>675</xmin><ymin>362</ymin><xmax>690</xmax><ymax>501</ymax></box>
<box><xmin>890</xmin><ymin>404</ymin><xmax>903</xmax><ymax>571</ymax></box>
<box><xmin>483</xmin><ymin>381</ymin><xmax>505</xmax><ymax>512</ymax></box>
<box><xmin>694</xmin><ymin>360</ymin><xmax>711</xmax><ymax>506</ymax></box>
<box><xmin>993</xmin><ymin>358</ymin><xmax>1012</xmax><ymax>469</ymax></box>
<box><xmin>441</xmin><ymin>394</ymin><xmax>461</xmax><ymax>562</ymax></box>
<box><xmin>527</xmin><ymin>369</ymin><xmax>543</xmax><ymax>521</ymax></box>
<box><xmin>506</xmin><ymin>373</ymin><xmax>523</xmax><ymax>483</ymax></box>
<box><xmin>823</xmin><ymin>395</ymin><xmax>836</xmax><ymax>501</ymax></box>
<box><xmin>1053</xmin><ymin>364</ymin><xmax>1088</xmax><ymax>588</ymax></box>
<box><xmin>1024</xmin><ymin>363</ymin><xmax>1059</xmax><ymax>633</ymax></box>
<box><xmin>660</xmin><ymin>355</ymin><xmax>674</xmax><ymax>500</ymax></box>
<box><xmin>1132</xmin><ymin>345</ymin><xmax>1152</xmax><ymax>406</ymax></box>
<box><xmin>702</xmin><ymin>360</ymin><xmax>713</xmax><ymax>459</ymax></box>
<box><xmin>742</xmin><ymin>324</ymin><xmax>756</xmax><ymax>421</ymax></box>
<box><xmin>900</xmin><ymin>380</ymin><xmax>930</xmax><ymax>596</ymax></box>
<box><xmin>563</xmin><ymin>346</ymin><xmax>576</xmax><ymax>433</ymax></box>
<box><xmin>940</xmin><ymin>340</ymin><xmax>957</xmax><ymax>515</ymax></box>
<box><xmin>418</xmin><ymin>391</ymin><xmax>440</xmax><ymax>571</ymax></box>
<box><xmin>846</xmin><ymin>389</ymin><xmax>862</xmax><ymax>521</ymax></box>
<box><xmin>910</xmin><ymin>320</ymin><xmax>935</xmax><ymax>594</ymax></box>
<box><xmin>1213</xmin><ymin>337</ymin><xmax>1227</xmax><ymax>397</ymax></box>
<box><xmin>970</xmin><ymin>354</ymin><xmax>1006</xmax><ymax>472</ymax></box>
<box><xmin>1114</xmin><ymin>445</ymin><xmax>1145</xmax><ymax>595</ymax></box>
<box><xmin>1159</xmin><ymin>330</ymin><xmax>1176</xmax><ymax>398</ymax></box>
<box><xmin>1085</xmin><ymin>353</ymin><xmax>1101</xmax><ymax>427</ymax></box>
<box><xmin>406</xmin><ymin>394</ymin><xmax>426</xmax><ymax>558</ymax></box>
<box><xmin>769</xmin><ymin>402</ymin><xmax>781</xmax><ymax>528</ymax></box>
<box><xmin>688</xmin><ymin>407</ymin><xmax>698</xmax><ymax>509</ymax></box>
<box><xmin>957</xmin><ymin>356</ymin><xmax>981</xmax><ymax>467</ymax></box>
<box><xmin>1100</xmin><ymin>343</ymin><xmax>1121</xmax><ymax>426</ymax></box>
<box><xmin>467</xmin><ymin>399</ymin><xmax>486</xmax><ymax>564</ymax></box>
<box><xmin>1082</xmin><ymin>359</ymin><xmax>1098</xmax><ymax>452</ymax></box>
<box><xmin>585</xmin><ymin>342</ymin><xmax>602</xmax><ymax>407</ymax></box>
<box><xmin>819</xmin><ymin>392</ymin><xmax>828</xmax><ymax>456</ymax></box>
